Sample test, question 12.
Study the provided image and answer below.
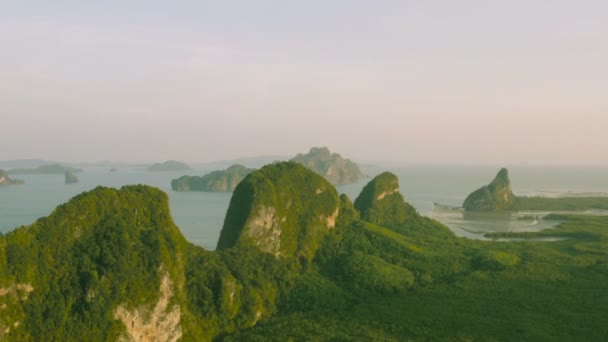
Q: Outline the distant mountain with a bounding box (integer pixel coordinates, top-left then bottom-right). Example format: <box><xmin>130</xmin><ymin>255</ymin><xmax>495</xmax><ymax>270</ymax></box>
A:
<box><xmin>0</xmin><ymin>159</ymin><xmax>59</xmax><ymax>169</ymax></box>
<box><xmin>8</xmin><ymin>164</ymin><xmax>83</xmax><ymax>175</ymax></box>
<box><xmin>290</xmin><ymin>147</ymin><xmax>365</xmax><ymax>186</ymax></box>
<box><xmin>196</xmin><ymin>155</ymin><xmax>288</xmax><ymax>170</ymax></box>
<box><xmin>147</xmin><ymin>160</ymin><xmax>191</xmax><ymax>172</ymax></box>
<box><xmin>171</xmin><ymin>164</ymin><xmax>255</xmax><ymax>192</ymax></box>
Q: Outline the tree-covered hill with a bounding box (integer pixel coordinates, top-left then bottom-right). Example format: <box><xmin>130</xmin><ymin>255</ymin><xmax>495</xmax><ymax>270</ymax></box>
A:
<box><xmin>1</xmin><ymin>163</ymin><xmax>607</xmax><ymax>340</ymax></box>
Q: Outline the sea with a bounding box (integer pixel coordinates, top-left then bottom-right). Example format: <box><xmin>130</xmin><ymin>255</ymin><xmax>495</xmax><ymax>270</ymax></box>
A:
<box><xmin>2</xmin><ymin>164</ymin><xmax>608</xmax><ymax>250</ymax></box>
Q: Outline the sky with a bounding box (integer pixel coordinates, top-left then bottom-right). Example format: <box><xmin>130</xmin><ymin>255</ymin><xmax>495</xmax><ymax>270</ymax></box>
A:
<box><xmin>1</xmin><ymin>1</ymin><xmax>607</xmax><ymax>165</ymax></box>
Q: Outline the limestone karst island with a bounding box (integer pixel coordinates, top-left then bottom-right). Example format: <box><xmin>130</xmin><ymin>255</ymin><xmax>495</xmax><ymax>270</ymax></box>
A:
<box><xmin>2</xmin><ymin>162</ymin><xmax>607</xmax><ymax>340</ymax></box>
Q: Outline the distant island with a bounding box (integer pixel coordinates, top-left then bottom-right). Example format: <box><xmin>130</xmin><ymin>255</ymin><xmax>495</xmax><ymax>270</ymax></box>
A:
<box><xmin>8</xmin><ymin>164</ymin><xmax>83</xmax><ymax>175</ymax></box>
<box><xmin>290</xmin><ymin>147</ymin><xmax>365</xmax><ymax>186</ymax></box>
<box><xmin>0</xmin><ymin>169</ymin><xmax>24</xmax><ymax>186</ymax></box>
<box><xmin>464</xmin><ymin>168</ymin><xmax>608</xmax><ymax>211</ymax></box>
<box><xmin>65</xmin><ymin>171</ymin><xmax>79</xmax><ymax>184</ymax></box>
<box><xmin>147</xmin><ymin>160</ymin><xmax>191</xmax><ymax>172</ymax></box>
<box><xmin>171</xmin><ymin>164</ymin><xmax>255</xmax><ymax>192</ymax></box>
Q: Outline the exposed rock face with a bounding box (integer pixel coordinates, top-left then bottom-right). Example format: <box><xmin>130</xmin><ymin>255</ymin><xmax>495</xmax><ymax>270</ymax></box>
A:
<box><xmin>0</xmin><ymin>169</ymin><xmax>23</xmax><ymax>186</ymax></box>
<box><xmin>171</xmin><ymin>164</ymin><xmax>254</xmax><ymax>192</ymax></box>
<box><xmin>216</xmin><ymin>162</ymin><xmax>340</xmax><ymax>260</ymax></box>
<box><xmin>353</xmin><ymin>172</ymin><xmax>417</xmax><ymax>228</ymax></box>
<box><xmin>290</xmin><ymin>147</ymin><xmax>365</xmax><ymax>186</ymax></box>
<box><xmin>0</xmin><ymin>185</ymin><xmax>190</xmax><ymax>341</ymax></box>
<box><xmin>114</xmin><ymin>272</ymin><xmax>181</xmax><ymax>342</ymax></box>
<box><xmin>148</xmin><ymin>160</ymin><xmax>190</xmax><ymax>172</ymax></box>
<box><xmin>64</xmin><ymin>170</ymin><xmax>79</xmax><ymax>184</ymax></box>
<box><xmin>463</xmin><ymin>168</ymin><xmax>516</xmax><ymax>211</ymax></box>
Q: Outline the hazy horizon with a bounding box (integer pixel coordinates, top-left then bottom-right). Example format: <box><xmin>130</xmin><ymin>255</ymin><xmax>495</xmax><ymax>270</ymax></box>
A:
<box><xmin>2</xmin><ymin>2</ymin><xmax>607</xmax><ymax>165</ymax></box>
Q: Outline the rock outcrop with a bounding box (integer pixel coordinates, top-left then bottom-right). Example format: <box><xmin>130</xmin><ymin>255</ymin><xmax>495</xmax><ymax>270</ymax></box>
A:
<box><xmin>0</xmin><ymin>169</ymin><xmax>23</xmax><ymax>186</ymax></box>
<box><xmin>290</xmin><ymin>147</ymin><xmax>364</xmax><ymax>186</ymax></box>
<box><xmin>353</xmin><ymin>172</ymin><xmax>417</xmax><ymax>228</ymax></box>
<box><xmin>171</xmin><ymin>164</ymin><xmax>254</xmax><ymax>192</ymax></box>
<box><xmin>216</xmin><ymin>162</ymin><xmax>340</xmax><ymax>261</ymax></box>
<box><xmin>64</xmin><ymin>171</ymin><xmax>79</xmax><ymax>184</ymax></box>
<box><xmin>463</xmin><ymin>168</ymin><xmax>516</xmax><ymax>211</ymax></box>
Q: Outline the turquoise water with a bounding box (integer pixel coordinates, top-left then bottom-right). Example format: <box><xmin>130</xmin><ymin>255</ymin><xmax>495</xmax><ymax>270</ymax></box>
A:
<box><xmin>1</xmin><ymin>165</ymin><xmax>607</xmax><ymax>249</ymax></box>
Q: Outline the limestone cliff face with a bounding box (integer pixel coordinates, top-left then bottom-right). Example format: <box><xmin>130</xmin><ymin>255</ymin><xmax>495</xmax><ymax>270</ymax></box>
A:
<box><xmin>216</xmin><ymin>162</ymin><xmax>340</xmax><ymax>261</ymax></box>
<box><xmin>290</xmin><ymin>147</ymin><xmax>365</xmax><ymax>186</ymax></box>
<box><xmin>353</xmin><ymin>172</ymin><xmax>417</xmax><ymax>228</ymax></box>
<box><xmin>0</xmin><ymin>185</ymin><xmax>190</xmax><ymax>341</ymax></box>
<box><xmin>171</xmin><ymin>164</ymin><xmax>254</xmax><ymax>192</ymax></box>
<box><xmin>463</xmin><ymin>168</ymin><xmax>516</xmax><ymax>211</ymax></box>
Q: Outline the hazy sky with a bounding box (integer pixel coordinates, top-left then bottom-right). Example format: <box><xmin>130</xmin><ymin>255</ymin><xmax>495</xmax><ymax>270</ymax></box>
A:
<box><xmin>2</xmin><ymin>1</ymin><xmax>607</xmax><ymax>164</ymax></box>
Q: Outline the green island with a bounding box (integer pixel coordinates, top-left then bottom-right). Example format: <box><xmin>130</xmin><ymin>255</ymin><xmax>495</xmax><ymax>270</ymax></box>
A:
<box><xmin>463</xmin><ymin>168</ymin><xmax>608</xmax><ymax>211</ymax></box>
<box><xmin>147</xmin><ymin>160</ymin><xmax>191</xmax><ymax>172</ymax></box>
<box><xmin>0</xmin><ymin>170</ymin><xmax>24</xmax><ymax>186</ymax></box>
<box><xmin>1</xmin><ymin>163</ymin><xmax>607</xmax><ymax>340</ymax></box>
<box><xmin>291</xmin><ymin>147</ymin><xmax>365</xmax><ymax>186</ymax></box>
<box><xmin>7</xmin><ymin>164</ymin><xmax>82</xmax><ymax>175</ymax></box>
<box><xmin>64</xmin><ymin>171</ymin><xmax>79</xmax><ymax>184</ymax></box>
<box><xmin>171</xmin><ymin>164</ymin><xmax>255</xmax><ymax>192</ymax></box>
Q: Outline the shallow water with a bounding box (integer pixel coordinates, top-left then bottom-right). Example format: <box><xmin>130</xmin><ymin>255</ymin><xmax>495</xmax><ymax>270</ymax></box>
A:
<box><xmin>1</xmin><ymin>164</ymin><xmax>607</xmax><ymax>249</ymax></box>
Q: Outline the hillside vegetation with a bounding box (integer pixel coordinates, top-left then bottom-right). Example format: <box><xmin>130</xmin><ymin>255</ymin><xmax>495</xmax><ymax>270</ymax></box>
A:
<box><xmin>0</xmin><ymin>163</ymin><xmax>607</xmax><ymax>340</ymax></box>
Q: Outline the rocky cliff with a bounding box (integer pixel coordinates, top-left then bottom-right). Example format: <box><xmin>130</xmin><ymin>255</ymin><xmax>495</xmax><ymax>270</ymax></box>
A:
<box><xmin>463</xmin><ymin>168</ymin><xmax>516</xmax><ymax>211</ymax></box>
<box><xmin>290</xmin><ymin>147</ymin><xmax>365</xmax><ymax>186</ymax></box>
<box><xmin>217</xmin><ymin>162</ymin><xmax>340</xmax><ymax>261</ymax></box>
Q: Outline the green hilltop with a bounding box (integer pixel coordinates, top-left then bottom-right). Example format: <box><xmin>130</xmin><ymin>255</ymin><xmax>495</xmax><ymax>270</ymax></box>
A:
<box><xmin>464</xmin><ymin>168</ymin><xmax>608</xmax><ymax>211</ymax></box>
<box><xmin>171</xmin><ymin>164</ymin><xmax>255</xmax><ymax>192</ymax></box>
<box><xmin>0</xmin><ymin>163</ymin><xmax>607</xmax><ymax>340</ymax></box>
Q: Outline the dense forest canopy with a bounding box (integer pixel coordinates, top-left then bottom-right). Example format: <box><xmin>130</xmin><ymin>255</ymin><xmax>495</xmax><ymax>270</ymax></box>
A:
<box><xmin>0</xmin><ymin>163</ymin><xmax>607</xmax><ymax>340</ymax></box>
